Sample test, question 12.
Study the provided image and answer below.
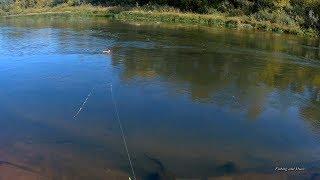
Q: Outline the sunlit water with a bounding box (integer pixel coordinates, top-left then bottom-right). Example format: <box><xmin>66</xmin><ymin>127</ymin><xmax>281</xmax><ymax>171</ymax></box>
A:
<box><xmin>0</xmin><ymin>16</ymin><xmax>320</xmax><ymax>179</ymax></box>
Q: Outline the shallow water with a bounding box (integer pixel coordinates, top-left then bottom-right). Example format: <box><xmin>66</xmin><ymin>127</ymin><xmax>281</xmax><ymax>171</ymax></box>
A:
<box><xmin>0</xmin><ymin>16</ymin><xmax>319</xmax><ymax>179</ymax></box>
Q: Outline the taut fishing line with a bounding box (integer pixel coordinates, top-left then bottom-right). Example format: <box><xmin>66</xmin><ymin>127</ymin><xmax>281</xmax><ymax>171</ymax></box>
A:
<box><xmin>73</xmin><ymin>87</ymin><xmax>95</xmax><ymax>120</ymax></box>
<box><xmin>109</xmin><ymin>84</ymin><xmax>136</xmax><ymax>180</ymax></box>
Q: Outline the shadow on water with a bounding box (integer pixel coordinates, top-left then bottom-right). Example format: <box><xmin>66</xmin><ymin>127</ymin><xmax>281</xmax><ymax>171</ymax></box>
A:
<box><xmin>142</xmin><ymin>153</ymin><xmax>238</xmax><ymax>180</ymax></box>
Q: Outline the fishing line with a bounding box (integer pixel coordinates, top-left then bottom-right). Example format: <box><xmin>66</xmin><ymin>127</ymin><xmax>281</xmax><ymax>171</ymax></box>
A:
<box><xmin>73</xmin><ymin>87</ymin><xmax>95</xmax><ymax>120</ymax></box>
<box><xmin>109</xmin><ymin>84</ymin><xmax>136</xmax><ymax>180</ymax></box>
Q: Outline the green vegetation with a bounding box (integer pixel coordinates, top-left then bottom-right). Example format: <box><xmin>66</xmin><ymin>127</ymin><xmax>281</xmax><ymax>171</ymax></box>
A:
<box><xmin>0</xmin><ymin>0</ymin><xmax>319</xmax><ymax>36</ymax></box>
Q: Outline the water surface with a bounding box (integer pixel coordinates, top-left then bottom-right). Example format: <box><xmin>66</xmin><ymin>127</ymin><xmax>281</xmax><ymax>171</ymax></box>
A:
<box><xmin>0</xmin><ymin>16</ymin><xmax>320</xmax><ymax>179</ymax></box>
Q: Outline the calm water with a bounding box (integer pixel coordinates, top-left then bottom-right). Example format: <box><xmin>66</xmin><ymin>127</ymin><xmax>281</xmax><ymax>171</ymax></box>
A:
<box><xmin>0</xmin><ymin>16</ymin><xmax>320</xmax><ymax>179</ymax></box>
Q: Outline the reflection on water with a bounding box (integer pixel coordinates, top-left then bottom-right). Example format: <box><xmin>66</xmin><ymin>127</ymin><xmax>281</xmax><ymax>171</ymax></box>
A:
<box><xmin>0</xmin><ymin>16</ymin><xmax>320</xmax><ymax>179</ymax></box>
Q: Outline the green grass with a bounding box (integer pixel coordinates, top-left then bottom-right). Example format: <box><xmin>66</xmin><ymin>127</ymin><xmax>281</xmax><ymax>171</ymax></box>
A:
<box><xmin>2</xmin><ymin>4</ymin><xmax>111</xmax><ymax>17</ymax></box>
<box><xmin>0</xmin><ymin>4</ymin><xmax>316</xmax><ymax>37</ymax></box>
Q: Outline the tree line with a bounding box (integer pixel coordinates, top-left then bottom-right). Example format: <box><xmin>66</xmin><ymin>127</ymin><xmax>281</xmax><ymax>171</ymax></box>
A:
<box><xmin>1</xmin><ymin>0</ymin><xmax>319</xmax><ymax>31</ymax></box>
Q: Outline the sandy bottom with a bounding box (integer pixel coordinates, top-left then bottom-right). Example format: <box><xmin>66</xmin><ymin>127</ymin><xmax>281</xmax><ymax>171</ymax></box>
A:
<box><xmin>0</xmin><ymin>165</ymin><xmax>129</xmax><ymax>180</ymax></box>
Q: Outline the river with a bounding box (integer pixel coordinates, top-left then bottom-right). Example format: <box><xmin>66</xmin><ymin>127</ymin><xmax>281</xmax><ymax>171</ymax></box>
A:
<box><xmin>0</xmin><ymin>16</ymin><xmax>319</xmax><ymax>179</ymax></box>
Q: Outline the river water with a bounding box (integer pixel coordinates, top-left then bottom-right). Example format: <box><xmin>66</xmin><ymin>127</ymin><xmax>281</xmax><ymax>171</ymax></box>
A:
<box><xmin>0</xmin><ymin>16</ymin><xmax>319</xmax><ymax>179</ymax></box>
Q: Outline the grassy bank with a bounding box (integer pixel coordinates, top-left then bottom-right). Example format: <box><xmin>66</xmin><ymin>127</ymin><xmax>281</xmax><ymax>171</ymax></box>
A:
<box><xmin>0</xmin><ymin>4</ymin><xmax>318</xmax><ymax>37</ymax></box>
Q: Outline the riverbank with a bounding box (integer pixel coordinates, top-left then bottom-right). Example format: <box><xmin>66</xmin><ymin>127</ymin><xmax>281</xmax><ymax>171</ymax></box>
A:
<box><xmin>0</xmin><ymin>4</ymin><xmax>318</xmax><ymax>37</ymax></box>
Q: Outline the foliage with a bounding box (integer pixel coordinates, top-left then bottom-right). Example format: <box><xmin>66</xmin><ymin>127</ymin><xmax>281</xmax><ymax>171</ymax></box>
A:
<box><xmin>252</xmin><ymin>9</ymin><xmax>296</xmax><ymax>25</ymax></box>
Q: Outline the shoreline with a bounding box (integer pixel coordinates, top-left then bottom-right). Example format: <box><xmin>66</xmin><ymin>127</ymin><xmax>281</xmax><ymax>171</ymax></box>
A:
<box><xmin>3</xmin><ymin>11</ymin><xmax>72</xmax><ymax>17</ymax></box>
<box><xmin>0</xmin><ymin>5</ymin><xmax>318</xmax><ymax>38</ymax></box>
